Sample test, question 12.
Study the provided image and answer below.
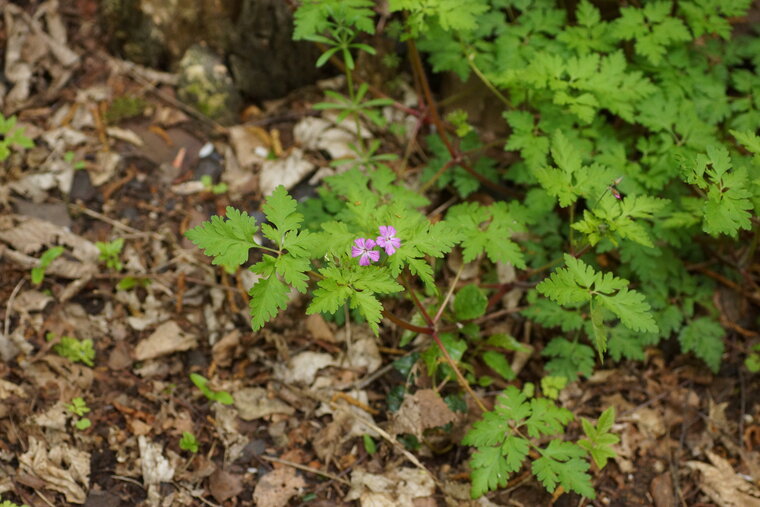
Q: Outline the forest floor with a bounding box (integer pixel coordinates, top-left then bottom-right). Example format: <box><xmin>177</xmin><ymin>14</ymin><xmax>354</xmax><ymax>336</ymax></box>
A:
<box><xmin>2</xmin><ymin>1</ymin><xmax>760</xmax><ymax>506</ymax></box>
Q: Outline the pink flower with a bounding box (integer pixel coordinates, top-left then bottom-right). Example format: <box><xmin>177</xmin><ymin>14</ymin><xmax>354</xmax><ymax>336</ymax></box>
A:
<box><xmin>352</xmin><ymin>238</ymin><xmax>380</xmax><ymax>266</ymax></box>
<box><xmin>376</xmin><ymin>225</ymin><xmax>401</xmax><ymax>255</ymax></box>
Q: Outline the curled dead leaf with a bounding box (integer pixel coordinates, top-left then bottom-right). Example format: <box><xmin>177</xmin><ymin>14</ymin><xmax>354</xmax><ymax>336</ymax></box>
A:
<box><xmin>252</xmin><ymin>467</ymin><xmax>305</xmax><ymax>507</ymax></box>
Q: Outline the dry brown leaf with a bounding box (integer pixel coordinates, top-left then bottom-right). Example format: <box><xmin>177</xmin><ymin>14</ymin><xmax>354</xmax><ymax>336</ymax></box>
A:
<box><xmin>3</xmin><ymin>1</ymin><xmax>78</xmax><ymax>111</ymax></box>
<box><xmin>234</xmin><ymin>387</ymin><xmax>295</xmax><ymax>421</ymax></box>
<box><xmin>347</xmin><ymin>336</ymin><xmax>382</xmax><ymax>374</ymax></box>
<box><xmin>259</xmin><ymin>148</ymin><xmax>315</xmax><ymax>195</ymax></box>
<box><xmin>687</xmin><ymin>450</ymin><xmax>760</xmax><ymax>507</ymax></box>
<box><xmin>312</xmin><ymin>409</ymin><xmax>355</xmax><ymax>462</ymax></box>
<box><xmin>650</xmin><ymin>472</ymin><xmax>676</xmax><ymax>507</ymax></box>
<box><xmin>222</xmin><ymin>143</ymin><xmax>258</xmax><ymax>197</ymax></box>
<box><xmin>627</xmin><ymin>407</ymin><xmax>666</xmax><ymax>439</ymax></box>
<box><xmin>228</xmin><ymin>125</ymin><xmax>269</xmax><ymax>168</ymax></box>
<box><xmin>18</xmin><ymin>436</ymin><xmax>90</xmax><ymax>504</ymax></box>
<box><xmin>306</xmin><ymin>314</ymin><xmax>334</xmax><ymax>343</ymax></box>
<box><xmin>213</xmin><ymin>404</ymin><xmax>250</xmax><ymax>466</ymax></box>
<box><xmin>276</xmin><ymin>351</ymin><xmax>336</xmax><ymax>386</ymax></box>
<box><xmin>138</xmin><ymin>435</ymin><xmax>175</xmax><ymax>506</ymax></box>
<box><xmin>345</xmin><ymin>467</ymin><xmax>436</xmax><ymax>507</ymax></box>
<box><xmin>209</xmin><ymin>467</ymin><xmax>244</xmax><ymax>503</ymax></box>
<box><xmin>0</xmin><ymin>214</ymin><xmax>98</xmax><ymax>261</ymax></box>
<box><xmin>133</xmin><ymin>320</ymin><xmax>198</xmax><ymax>361</ymax></box>
<box><xmin>252</xmin><ymin>467</ymin><xmax>306</xmax><ymax>507</ymax></box>
<box><xmin>212</xmin><ymin>329</ymin><xmax>242</xmax><ymax>367</ymax></box>
<box><xmin>32</xmin><ymin>402</ymin><xmax>68</xmax><ymax>431</ymax></box>
<box><xmin>392</xmin><ymin>389</ymin><xmax>457</xmax><ymax>438</ymax></box>
<box><xmin>11</xmin><ymin>289</ymin><xmax>53</xmax><ymax>313</ymax></box>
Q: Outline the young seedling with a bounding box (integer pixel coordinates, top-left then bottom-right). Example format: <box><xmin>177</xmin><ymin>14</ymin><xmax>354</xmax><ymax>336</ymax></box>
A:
<box><xmin>200</xmin><ymin>175</ymin><xmax>228</xmax><ymax>195</ymax></box>
<box><xmin>64</xmin><ymin>151</ymin><xmax>86</xmax><ymax>170</ymax></box>
<box><xmin>47</xmin><ymin>332</ymin><xmax>95</xmax><ymax>367</ymax></box>
<box><xmin>179</xmin><ymin>431</ymin><xmax>200</xmax><ymax>453</ymax></box>
<box><xmin>95</xmin><ymin>238</ymin><xmax>125</xmax><ymax>271</ymax></box>
<box><xmin>0</xmin><ymin>499</ymin><xmax>30</xmax><ymax>507</ymax></box>
<box><xmin>31</xmin><ymin>246</ymin><xmax>64</xmax><ymax>285</ymax></box>
<box><xmin>190</xmin><ymin>373</ymin><xmax>234</xmax><ymax>405</ymax></box>
<box><xmin>66</xmin><ymin>397</ymin><xmax>92</xmax><ymax>431</ymax></box>
<box><xmin>0</xmin><ymin>113</ymin><xmax>34</xmax><ymax>161</ymax></box>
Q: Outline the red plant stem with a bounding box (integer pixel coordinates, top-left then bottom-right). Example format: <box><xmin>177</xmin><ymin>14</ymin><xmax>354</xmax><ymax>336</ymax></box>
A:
<box><xmin>407</xmin><ymin>39</ymin><xmax>514</xmax><ymax>197</ymax></box>
<box><xmin>402</xmin><ymin>273</ymin><xmax>434</xmax><ymax>325</ymax></box>
<box><xmin>403</xmin><ymin>271</ymin><xmax>487</xmax><ymax>412</ymax></box>
<box><xmin>381</xmin><ymin>309</ymin><xmax>433</xmax><ymax>334</ymax></box>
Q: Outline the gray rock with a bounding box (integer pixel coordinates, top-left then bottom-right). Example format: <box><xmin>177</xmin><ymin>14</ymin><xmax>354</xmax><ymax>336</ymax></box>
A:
<box><xmin>177</xmin><ymin>45</ymin><xmax>242</xmax><ymax>125</ymax></box>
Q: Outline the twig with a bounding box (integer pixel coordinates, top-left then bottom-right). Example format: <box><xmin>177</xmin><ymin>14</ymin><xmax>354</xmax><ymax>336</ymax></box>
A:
<box><xmin>174</xmin><ymin>481</ymin><xmax>221</xmax><ymax>507</ymax></box>
<box><xmin>111</xmin><ymin>474</ymin><xmax>145</xmax><ymax>489</ymax></box>
<box><xmin>407</xmin><ymin>39</ymin><xmax>513</xmax><ymax>197</ymax></box>
<box><xmin>3</xmin><ymin>279</ymin><xmax>24</xmax><ymax>343</ymax></box>
<box><xmin>35</xmin><ymin>490</ymin><xmax>56</xmax><ymax>507</ymax></box>
<box><xmin>68</xmin><ymin>202</ymin><xmax>161</xmax><ymax>239</ymax></box>
<box><xmin>281</xmin><ymin>383</ymin><xmax>443</xmax><ymax>490</ymax></box>
<box><xmin>259</xmin><ymin>455</ymin><xmax>351</xmax><ymax>486</ymax></box>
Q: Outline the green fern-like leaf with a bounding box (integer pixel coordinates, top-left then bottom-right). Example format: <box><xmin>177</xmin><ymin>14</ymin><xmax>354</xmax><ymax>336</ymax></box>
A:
<box><xmin>185</xmin><ymin>207</ymin><xmax>258</xmax><ymax>271</ymax></box>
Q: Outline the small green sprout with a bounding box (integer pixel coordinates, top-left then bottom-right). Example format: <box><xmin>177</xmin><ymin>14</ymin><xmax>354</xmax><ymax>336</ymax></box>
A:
<box><xmin>31</xmin><ymin>246</ymin><xmax>64</xmax><ymax>285</ymax></box>
<box><xmin>445</xmin><ymin>109</ymin><xmax>473</xmax><ymax>138</ymax></box>
<box><xmin>746</xmin><ymin>343</ymin><xmax>760</xmax><ymax>373</ymax></box>
<box><xmin>0</xmin><ymin>499</ymin><xmax>30</xmax><ymax>507</ymax></box>
<box><xmin>540</xmin><ymin>375</ymin><xmax>568</xmax><ymax>400</ymax></box>
<box><xmin>179</xmin><ymin>431</ymin><xmax>199</xmax><ymax>453</ymax></box>
<box><xmin>47</xmin><ymin>332</ymin><xmax>95</xmax><ymax>367</ymax></box>
<box><xmin>116</xmin><ymin>276</ymin><xmax>151</xmax><ymax>291</ymax></box>
<box><xmin>200</xmin><ymin>175</ymin><xmax>228</xmax><ymax>195</ymax></box>
<box><xmin>66</xmin><ymin>397</ymin><xmax>92</xmax><ymax>431</ymax></box>
<box><xmin>362</xmin><ymin>434</ymin><xmax>377</xmax><ymax>455</ymax></box>
<box><xmin>95</xmin><ymin>238</ymin><xmax>125</xmax><ymax>271</ymax></box>
<box><xmin>64</xmin><ymin>151</ymin><xmax>86</xmax><ymax>170</ymax></box>
<box><xmin>190</xmin><ymin>373</ymin><xmax>234</xmax><ymax>405</ymax></box>
<box><xmin>0</xmin><ymin>113</ymin><xmax>34</xmax><ymax>161</ymax></box>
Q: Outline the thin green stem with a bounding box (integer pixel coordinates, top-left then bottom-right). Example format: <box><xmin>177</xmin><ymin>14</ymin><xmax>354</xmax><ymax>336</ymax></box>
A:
<box><xmin>344</xmin><ymin>65</ymin><xmax>367</xmax><ymax>154</ymax></box>
<box><xmin>313</xmin><ymin>41</ymin><xmax>421</xmax><ymax>117</ymax></box>
<box><xmin>467</xmin><ymin>55</ymin><xmax>511</xmax><ymax>108</ymax></box>
<box><xmin>256</xmin><ymin>244</ymin><xmax>281</xmax><ymax>255</ymax></box>
<box><xmin>430</xmin><ymin>329</ymin><xmax>487</xmax><ymax>412</ymax></box>
<box><xmin>569</xmin><ymin>203</ymin><xmax>576</xmax><ymax>254</ymax></box>
<box><xmin>403</xmin><ymin>265</ymin><xmax>485</xmax><ymax>412</ymax></box>
<box><xmin>433</xmin><ymin>261</ymin><xmax>465</xmax><ymax>324</ymax></box>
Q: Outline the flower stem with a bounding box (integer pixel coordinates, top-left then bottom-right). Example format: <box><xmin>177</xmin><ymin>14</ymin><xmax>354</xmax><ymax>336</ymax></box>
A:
<box><xmin>381</xmin><ymin>309</ymin><xmax>432</xmax><ymax>334</ymax></box>
<box><xmin>433</xmin><ymin>260</ymin><xmax>465</xmax><ymax>324</ymax></box>
<box><xmin>467</xmin><ymin>54</ymin><xmax>511</xmax><ymax>108</ymax></box>
<box><xmin>403</xmin><ymin>267</ymin><xmax>486</xmax><ymax>413</ymax></box>
<box><xmin>430</xmin><ymin>329</ymin><xmax>487</xmax><ymax>412</ymax></box>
